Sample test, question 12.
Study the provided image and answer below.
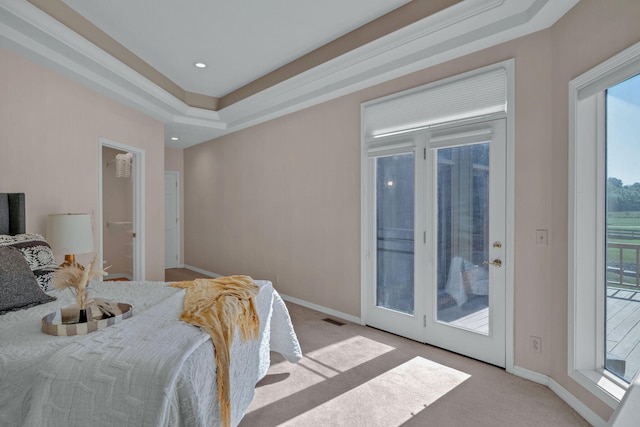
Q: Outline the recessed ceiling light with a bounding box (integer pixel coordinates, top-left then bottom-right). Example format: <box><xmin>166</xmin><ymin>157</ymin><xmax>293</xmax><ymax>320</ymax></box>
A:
<box><xmin>194</xmin><ymin>62</ymin><xmax>207</xmax><ymax>69</ymax></box>
<box><xmin>170</xmin><ymin>137</ymin><xmax>179</xmax><ymax>141</ymax></box>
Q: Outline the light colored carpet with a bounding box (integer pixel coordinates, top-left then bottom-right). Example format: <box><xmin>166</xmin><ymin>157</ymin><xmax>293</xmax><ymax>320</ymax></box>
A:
<box><xmin>240</xmin><ymin>302</ymin><xmax>590</xmax><ymax>427</ymax></box>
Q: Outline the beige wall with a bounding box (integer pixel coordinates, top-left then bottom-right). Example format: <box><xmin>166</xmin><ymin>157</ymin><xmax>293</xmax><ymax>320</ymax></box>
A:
<box><xmin>0</xmin><ymin>47</ymin><xmax>165</xmax><ymax>280</ymax></box>
<box><xmin>183</xmin><ymin>0</ymin><xmax>640</xmax><ymax>419</ymax></box>
<box><xmin>185</xmin><ymin>97</ymin><xmax>361</xmax><ymax>315</ymax></box>
<box><xmin>165</xmin><ymin>148</ymin><xmax>185</xmax><ymax>265</ymax></box>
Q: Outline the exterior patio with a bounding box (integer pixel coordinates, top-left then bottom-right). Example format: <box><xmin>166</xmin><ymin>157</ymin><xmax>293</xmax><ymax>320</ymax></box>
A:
<box><xmin>606</xmin><ymin>286</ymin><xmax>640</xmax><ymax>382</ymax></box>
<box><xmin>434</xmin><ymin>285</ymin><xmax>640</xmax><ymax>384</ymax></box>
<box><xmin>606</xmin><ymin>238</ymin><xmax>640</xmax><ymax>382</ymax></box>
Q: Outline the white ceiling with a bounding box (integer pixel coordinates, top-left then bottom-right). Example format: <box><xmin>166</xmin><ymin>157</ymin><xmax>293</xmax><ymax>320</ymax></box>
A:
<box><xmin>62</xmin><ymin>0</ymin><xmax>412</xmax><ymax>97</ymax></box>
<box><xmin>0</xmin><ymin>0</ymin><xmax>580</xmax><ymax>148</ymax></box>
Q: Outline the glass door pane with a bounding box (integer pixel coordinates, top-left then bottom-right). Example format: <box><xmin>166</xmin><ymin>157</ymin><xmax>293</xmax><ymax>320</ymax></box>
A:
<box><xmin>436</xmin><ymin>143</ymin><xmax>490</xmax><ymax>335</ymax></box>
<box><xmin>376</xmin><ymin>153</ymin><xmax>415</xmax><ymax>315</ymax></box>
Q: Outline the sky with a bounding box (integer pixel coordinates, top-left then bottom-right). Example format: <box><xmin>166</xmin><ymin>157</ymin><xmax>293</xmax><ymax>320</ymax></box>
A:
<box><xmin>607</xmin><ymin>74</ymin><xmax>640</xmax><ymax>186</ymax></box>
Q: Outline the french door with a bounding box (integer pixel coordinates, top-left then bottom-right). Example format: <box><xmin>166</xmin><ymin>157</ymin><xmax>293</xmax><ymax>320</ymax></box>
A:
<box><xmin>364</xmin><ymin>118</ymin><xmax>507</xmax><ymax>367</ymax></box>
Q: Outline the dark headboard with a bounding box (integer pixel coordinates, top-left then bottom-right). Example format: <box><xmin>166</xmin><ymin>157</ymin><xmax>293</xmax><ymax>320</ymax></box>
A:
<box><xmin>0</xmin><ymin>193</ymin><xmax>26</xmax><ymax>235</ymax></box>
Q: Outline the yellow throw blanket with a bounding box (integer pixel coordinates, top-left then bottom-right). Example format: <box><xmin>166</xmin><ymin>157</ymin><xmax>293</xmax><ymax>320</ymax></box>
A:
<box><xmin>171</xmin><ymin>275</ymin><xmax>260</xmax><ymax>427</ymax></box>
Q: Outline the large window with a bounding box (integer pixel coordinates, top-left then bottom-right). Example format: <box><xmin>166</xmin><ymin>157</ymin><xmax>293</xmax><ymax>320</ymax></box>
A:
<box><xmin>605</xmin><ymin>74</ymin><xmax>640</xmax><ymax>383</ymax></box>
<box><xmin>569</xmin><ymin>41</ymin><xmax>640</xmax><ymax>408</ymax></box>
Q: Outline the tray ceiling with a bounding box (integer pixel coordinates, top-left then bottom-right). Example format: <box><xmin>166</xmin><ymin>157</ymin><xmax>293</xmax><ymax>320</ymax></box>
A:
<box><xmin>0</xmin><ymin>0</ymin><xmax>579</xmax><ymax>148</ymax></box>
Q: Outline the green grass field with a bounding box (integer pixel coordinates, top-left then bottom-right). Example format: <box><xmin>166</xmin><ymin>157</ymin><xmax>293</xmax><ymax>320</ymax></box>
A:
<box><xmin>609</xmin><ymin>212</ymin><xmax>640</xmax><ymax>228</ymax></box>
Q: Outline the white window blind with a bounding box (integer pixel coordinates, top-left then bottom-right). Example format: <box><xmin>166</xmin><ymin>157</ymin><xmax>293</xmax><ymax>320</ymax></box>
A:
<box><xmin>363</xmin><ymin>67</ymin><xmax>508</xmax><ymax>140</ymax></box>
<box><xmin>366</xmin><ymin>138</ymin><xmax>415</xmax><ymax>159</ymax></box>
<box><xmin>428</xmin><ymin>127</ymin><xmax>493</xmax><ymax>149</ymax></box>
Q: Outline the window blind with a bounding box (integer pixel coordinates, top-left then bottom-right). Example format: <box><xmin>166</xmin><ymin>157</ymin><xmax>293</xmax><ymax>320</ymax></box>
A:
<box><xmin>363</xmin><ymin>67</ymin><xmax>508</xmax><ymax>140</ymax></box>
<box><xmin>428</xmin><ymin>128</ymin><xmax>493</xmax><ymax>149</ymax></box>
<box><xmin>366</xmin><ymin>138</ymin><xmax>415</xmax><ymax>159</ymax></box>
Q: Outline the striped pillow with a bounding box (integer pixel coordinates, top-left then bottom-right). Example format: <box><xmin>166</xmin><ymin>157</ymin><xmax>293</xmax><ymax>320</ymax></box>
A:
<box><xmin>0</xmin><ymin>233</ymin><xmax>57</xmax><ymax>291</ymax></box>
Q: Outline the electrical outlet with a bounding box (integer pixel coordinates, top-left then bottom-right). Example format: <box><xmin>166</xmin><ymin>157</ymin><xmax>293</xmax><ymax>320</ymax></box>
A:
<box><xmin>530</xmin><ymin>336</ymin><xmax>542</xmax><ymax>353</ymax></box>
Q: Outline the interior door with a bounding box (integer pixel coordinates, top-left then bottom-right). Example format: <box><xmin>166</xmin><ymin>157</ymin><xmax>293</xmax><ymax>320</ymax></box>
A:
<box><xmin>99</xmin><ymin>139</ymin><xmax>144</xmax><ymax>281</ymax></box>
<box><xmin>364</xmin><ymin>118</ymin><xmax>507</xmax><ymax>367</ymax></box>
<box><xmin>101</xmin><ymin>146</ymin><xmax>135</xmax><ymax>280</ymax></box>
<box><xmin>164</xmin><ymin>172</ymin><xmax>179</xmax><ymax>269</ymax></box>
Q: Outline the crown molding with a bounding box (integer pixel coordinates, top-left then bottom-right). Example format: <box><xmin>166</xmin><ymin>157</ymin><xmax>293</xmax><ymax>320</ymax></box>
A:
<box><xmin>218</xmin><ymin>0</ymin><xmax>578</xmax><ymax>135</ymax></box>
<box><xmin>0</xmin><ymin>0</ymin><xmax>578</xmax><ymax>148</ymax></box>
<box><xmin>0</xmin><ymin>0</ymin><xmax>223</xmax><ymax>138</ymax></box>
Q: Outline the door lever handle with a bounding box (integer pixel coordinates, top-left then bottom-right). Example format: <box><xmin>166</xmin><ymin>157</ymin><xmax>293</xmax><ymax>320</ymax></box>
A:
<box><xmin>483</xmin><ymin>259</ymin><xmax>502</xmax><ymax>268</ymax></box>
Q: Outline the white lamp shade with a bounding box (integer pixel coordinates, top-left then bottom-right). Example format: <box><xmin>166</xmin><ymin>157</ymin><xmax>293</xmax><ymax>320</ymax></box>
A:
<box><xmin>46</xmin><ymin>213</ymin><xmax>94</xmax><ymax>255</ymax></box>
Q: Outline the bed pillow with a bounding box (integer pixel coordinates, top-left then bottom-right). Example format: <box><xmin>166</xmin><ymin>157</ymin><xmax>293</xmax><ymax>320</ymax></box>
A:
<box><xmin>0</xmin><ymin>233</ymin><xmax>57</xmax><ymax>291</ymax></box>
<box><xmin>0</xmin><ymin>246</ymin><xmax>56</xmax><ymax>314</ymax></box>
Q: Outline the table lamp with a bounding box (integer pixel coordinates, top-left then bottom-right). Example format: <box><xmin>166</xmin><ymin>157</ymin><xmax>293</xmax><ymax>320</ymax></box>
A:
<box><xmin>46</xmin><ymin>213</ymin><xmax>94</xmax><ymax>267</ymax></box>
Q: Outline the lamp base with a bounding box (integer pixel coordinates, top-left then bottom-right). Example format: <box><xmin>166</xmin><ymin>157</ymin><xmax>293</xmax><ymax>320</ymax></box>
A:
<box><xmin>60</xmin><ymin>254</ymin><xmax>83</xmax><ymax>269</ymax></box>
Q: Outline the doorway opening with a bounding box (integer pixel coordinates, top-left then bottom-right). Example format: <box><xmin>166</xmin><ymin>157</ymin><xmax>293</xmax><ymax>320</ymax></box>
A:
<box><xmin>98</xmin><ymin>138</ymin><xmax>145</xmax><ymax>281</ymax></box>
<box><xmin>164</xmin><ymin>171</ymin><xmax>180</xmax><ymax>269</ymax></box>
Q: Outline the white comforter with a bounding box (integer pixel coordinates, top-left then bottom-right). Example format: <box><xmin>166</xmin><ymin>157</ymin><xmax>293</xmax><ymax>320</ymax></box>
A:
<box><xmin>0</xmin><ymin>280</ymin><xmax>301</xmax><ymax>427</ymax></box>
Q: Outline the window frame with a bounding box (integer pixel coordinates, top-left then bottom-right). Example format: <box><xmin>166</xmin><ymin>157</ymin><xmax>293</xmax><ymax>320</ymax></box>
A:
<box><xmin>568</xmin><ymin>40</ymin><xmax>640</xmax><ymax>408</ymax></box>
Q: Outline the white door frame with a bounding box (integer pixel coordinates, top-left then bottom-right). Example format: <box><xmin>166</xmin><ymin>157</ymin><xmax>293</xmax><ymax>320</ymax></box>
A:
<box><xmin>98</xmin><ymin>138</ymin><xmax>146</xmax><ymax>281</ymax></box>
<box><xmin>164</xmin><ymin>171</ymin><xmax>180</xmax><ymax>269</ymax></box>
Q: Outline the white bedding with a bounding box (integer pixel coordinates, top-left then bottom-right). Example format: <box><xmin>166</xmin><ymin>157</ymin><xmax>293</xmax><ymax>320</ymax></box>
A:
<box><xmin>0</xmin><ymin>279</ymin><xmax>301</xmax><ymax>427</ymax></box>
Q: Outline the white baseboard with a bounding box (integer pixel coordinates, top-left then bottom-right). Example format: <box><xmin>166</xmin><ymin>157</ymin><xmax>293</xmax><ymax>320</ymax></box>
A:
<box><xmin>278</xmin><ymin>293</ymin><xmax>361</xmax><ymax>325</ymax></box>
<box><xmin>511</xmin><ymin>366</ymin><xmax>607</xmax><ymax>427</ymax></box>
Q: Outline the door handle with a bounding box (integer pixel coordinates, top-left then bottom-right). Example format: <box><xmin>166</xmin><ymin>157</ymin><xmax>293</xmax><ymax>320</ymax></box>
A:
<box><xmin>483</xmin><ymin>259</ymin><xmax>502</xmax><ymax>268</ymax></box>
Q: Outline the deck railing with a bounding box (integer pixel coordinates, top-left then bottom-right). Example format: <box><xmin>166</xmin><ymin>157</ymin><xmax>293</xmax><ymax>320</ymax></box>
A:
<box><xmin>608</xmin><ymin>242</ymin><xmax>640</xmax><ymax>288</ymax></box>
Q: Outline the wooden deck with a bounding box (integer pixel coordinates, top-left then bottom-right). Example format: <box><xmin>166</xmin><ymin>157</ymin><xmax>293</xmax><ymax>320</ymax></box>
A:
<box><xmin>435</xmin><ymin>287</ymin><xmax>640</xmax><ymax>383</ymax></box>
<box><xmin>443</xmin><ymin>306</ymin><xmax>489</xmax><ymax>334</ymax></box>
<box><xmin>437</xmin><ymin>295</ymin><xmax>489</xmax><ymax>335</ymax></box>
<box><xmin>607</xmin><ymin>287</ymin><xmax>640</xmax><ymax>382</ymax></box>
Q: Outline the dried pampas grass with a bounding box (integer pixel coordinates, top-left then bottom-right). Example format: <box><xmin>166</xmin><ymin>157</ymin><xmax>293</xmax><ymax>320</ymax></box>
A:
<box><xmin>52</xmin><ymin>254</ymin><xmax>108</xmax><ymax>309</ymax></box>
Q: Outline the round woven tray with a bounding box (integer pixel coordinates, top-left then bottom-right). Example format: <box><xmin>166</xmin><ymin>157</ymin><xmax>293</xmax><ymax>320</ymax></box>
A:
<box><xmin>41</xmin><ymin>303</ymin><xmax>133</xmax><ymax>336</ymax></box>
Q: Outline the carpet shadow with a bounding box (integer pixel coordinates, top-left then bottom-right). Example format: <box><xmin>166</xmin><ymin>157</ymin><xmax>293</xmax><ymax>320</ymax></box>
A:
<box><xmin>256</xmin><ymin>373</ymin><xmax>290</xmax><ymax>387</ymax></box>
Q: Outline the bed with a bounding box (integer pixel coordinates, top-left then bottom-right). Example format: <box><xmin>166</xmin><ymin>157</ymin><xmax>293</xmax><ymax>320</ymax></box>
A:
<box><xmin>0</xmin><ymin>193</ymin><xmax>302</xmax><ymax>426</ymax></box>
